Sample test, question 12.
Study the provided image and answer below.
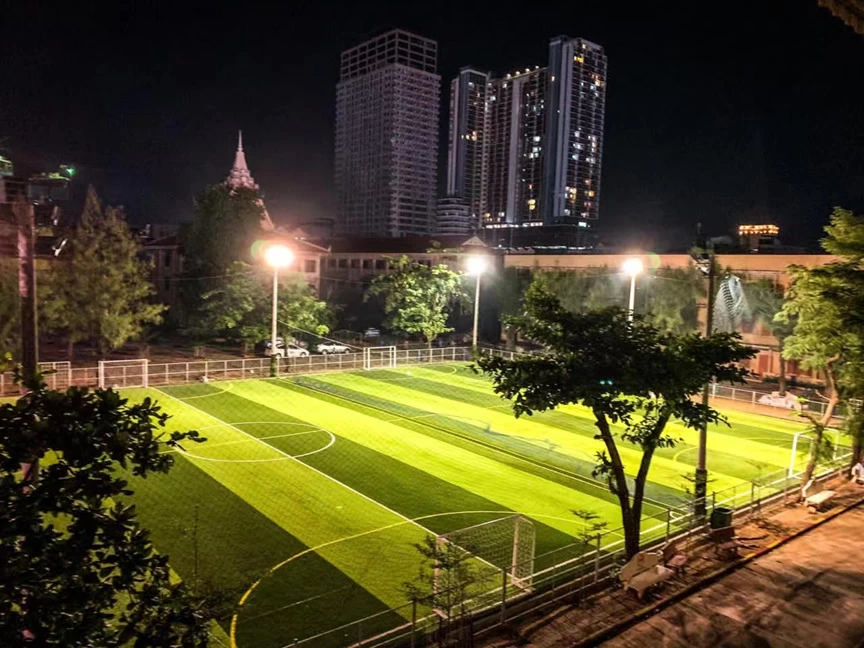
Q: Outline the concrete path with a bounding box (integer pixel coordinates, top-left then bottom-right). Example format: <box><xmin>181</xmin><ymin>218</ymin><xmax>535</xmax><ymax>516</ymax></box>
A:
<box><xmin>601</xmin><ymin>503</ymin><xmax>864</xmax><ymax>648</ymax></box>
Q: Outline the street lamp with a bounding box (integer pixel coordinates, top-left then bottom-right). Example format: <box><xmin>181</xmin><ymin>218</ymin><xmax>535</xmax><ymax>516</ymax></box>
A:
<box><xmin>622</xmin><ymin>257</ymin><xmax>643</xmax><ymax>321</ymax></box>
<box><xmin>466</xmin><ymin>255</ymin><xmax>489</xmax><ymax>354</ymax></box>
<box><xmin>264</xmin><ymin>244</ymin><xmax>294</xmax><ymax>377</ymax></box>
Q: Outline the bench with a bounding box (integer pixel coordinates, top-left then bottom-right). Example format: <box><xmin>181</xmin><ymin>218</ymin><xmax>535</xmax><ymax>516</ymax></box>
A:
<box><xmin>801</xmin><ymin>478</ymin><xmax>836</xmax><ymax>513</ymax></box>
<box><xmin>709</xmin><ymin>526</ymin><xmax>739</xmax><ymax>559</ymax></box>
<box><xmin>804</xmin><ymin>489</ymin><xmax>836</xmax><ymax>512</ymax></box>
<box><xmin>619</xmin><ymin>551</ymin><xmax>675</xmax><ymax>600</ymax></box>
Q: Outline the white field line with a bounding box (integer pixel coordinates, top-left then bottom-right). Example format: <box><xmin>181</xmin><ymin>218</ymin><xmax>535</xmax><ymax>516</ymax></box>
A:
<box><xmin>155</xmin><ymin>388</ymin><xmax>500</xmax><ymax>574</ymax></box>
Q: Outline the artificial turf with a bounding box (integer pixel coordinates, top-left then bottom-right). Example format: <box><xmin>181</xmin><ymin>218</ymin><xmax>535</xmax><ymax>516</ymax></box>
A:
<box><xmin>117</xmin><ymin>363</ymin><xmax>820</xmax><ymax>647</ymax></box>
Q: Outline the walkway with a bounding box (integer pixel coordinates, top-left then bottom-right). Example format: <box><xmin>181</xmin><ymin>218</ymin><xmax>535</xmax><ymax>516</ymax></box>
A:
<box><xmin>601</xmin><ymin>503</ymin><xmax>864</xmax><ymax>647</ymax></box>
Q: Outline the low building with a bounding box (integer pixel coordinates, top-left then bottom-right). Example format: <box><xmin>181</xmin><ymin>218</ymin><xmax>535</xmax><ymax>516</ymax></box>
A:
<box><xmin>504</xmin><ymin>252</ymin><xmax>838</xmax><ymax>384</ymax></box>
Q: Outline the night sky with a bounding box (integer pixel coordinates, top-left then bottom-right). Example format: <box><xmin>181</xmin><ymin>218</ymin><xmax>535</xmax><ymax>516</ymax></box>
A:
<box><xmin>2</xmin><ymin>1</ymin><xmax>862</xmax><ymax>250</ymax></box>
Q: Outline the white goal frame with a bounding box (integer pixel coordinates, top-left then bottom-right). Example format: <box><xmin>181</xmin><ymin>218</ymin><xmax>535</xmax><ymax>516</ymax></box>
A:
<box><xmin>788</xmin><ymin>429</ymin><xmax>845</xmax><ymax>477</ymax></box>
<box><xmin>38</xmin><ymin>361</ymin><xmax>72</xmax><ymax>390</ymax></box>
<box><xmin>98</xmin><ymin>359</ymin><xmax>149</xmax><ymax>389</ymax></box>
<box><xmin>363</xmin><ymin>346</ymin><xmax>396</xmax><ymax>370</ymax></box>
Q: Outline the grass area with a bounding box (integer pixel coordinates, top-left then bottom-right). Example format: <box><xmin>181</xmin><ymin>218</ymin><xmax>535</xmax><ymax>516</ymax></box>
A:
<box><xmin>114</xmin><ymin>363</ymin><xmax>819</xmax><ymax>647</ymax></box>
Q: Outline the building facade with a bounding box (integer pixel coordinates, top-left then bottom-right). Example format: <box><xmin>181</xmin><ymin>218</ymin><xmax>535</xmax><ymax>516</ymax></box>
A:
<box><xmin>335</xmin><ymin>29</ymin><xmax>441</xmax><ymax>238</ymax></box>
<box><xmin>436</xmin><ymin>197</ymin><xmax>472</xmax><ymax>235</ymax></box>
<box><xmin>446</xmin><ymin>67</ymin><xmax>489</xmax><ymax>229</ymax></box>
<box><xmin>445</xmin><ymin>36</ymin><xmax>607</xmax><ymax>250</ymax></box>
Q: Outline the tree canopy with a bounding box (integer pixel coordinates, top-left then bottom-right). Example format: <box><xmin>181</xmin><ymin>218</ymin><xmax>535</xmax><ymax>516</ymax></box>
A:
<box><xmin>778</xmin><ymin>207</ymin><xmax>864</xmax><ymax>472</ymax></box>
<box><xmin>194</xmin><ymin>261</ymin><xmax>332</xmax><ymax>343</ymax></box>
<box><xmin>366</xmin><ymin>256</ymin><xmax>466</xmax><ymax>347</ymax></box>
<box><xmin>478</xmin><ymin>284</ymin><xmax>753</xmax><ymax>558</ymax></box>
<box><xmin>0</xmin><ymin>378</ymin><xmax>213</xmax><ymax>646</ymax></box>
<box><xmin>183</xmin><ymin>185</ymin><xmax>266</xmax><ymax>276</ymax></box>
<box><xmin>41</xmin><ymin>187</ymin><xmax>165</xmax><ymax>358</ymax></box>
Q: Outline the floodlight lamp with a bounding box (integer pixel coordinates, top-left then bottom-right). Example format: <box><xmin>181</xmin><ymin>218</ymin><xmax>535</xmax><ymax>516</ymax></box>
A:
<box><xmin>622</xmin><ymin>258</ymin><xmax>643</xmax><ymax>277</ymax></box>
<box><xmin>265</xmin><ymin>244</ymin><xmax>293</xmax><ymax>268</ymax></box>
<box><xmin>466</xmin><ymin>255</ymin><xmax>488</xmax><ymax>276</ymax></box>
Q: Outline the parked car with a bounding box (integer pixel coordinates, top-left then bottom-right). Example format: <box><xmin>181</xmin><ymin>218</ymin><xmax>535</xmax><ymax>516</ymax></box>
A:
<box><xmin>316</xmin><ymin>343</ymin><xmax>351</xmax><ymax>355</ymax></box>
<box><xmin>758</xmin><ymin>391</ymin><xmax>802</xmax><ymax>410</ymax></box>
<box><xmin>260</xmin><ymin>339</ymin><xmax>309</xmax><ymax>358</ymax></box>
<box><xmin>363</xmin><ymin>327</ymin><xmax>381</xmax><ymax>339</ymax></box>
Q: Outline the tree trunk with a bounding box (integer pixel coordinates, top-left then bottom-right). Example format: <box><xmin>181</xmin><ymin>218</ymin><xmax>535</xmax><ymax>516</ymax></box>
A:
<box><xmin>777</xmin><ymin>354</ymin><xmax>787</xmax><ymax>397</ymax></box>
<box><xmin>67</xmin><ymin>338</ymin><xmax>75</xmax><ymax>362</ymax></box>
<box><xmin>801</xmin><ymin>360</ymin><xmax>839</xmax><ymax>488</ymax></box>
<box><xmin>593</xmin><ymin>411</ymin><xmax>639</xmax><ymax>558</ymax></box>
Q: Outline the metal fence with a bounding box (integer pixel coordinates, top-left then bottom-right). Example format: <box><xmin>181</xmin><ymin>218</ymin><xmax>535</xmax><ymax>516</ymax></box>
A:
<box><xmin>0</xmin><ymin>347</ymin><xmax>474</xmax><ymax>396</ymax></box>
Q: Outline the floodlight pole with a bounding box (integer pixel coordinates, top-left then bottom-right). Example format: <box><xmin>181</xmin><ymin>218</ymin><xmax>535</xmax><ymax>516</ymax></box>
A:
<box><xmin>627</xmin><ymin>273</ymin><xmax>637</xmax><ymax>322</ymax></box>
<box><xmin>694</xmin><ymin>251</ymin><xmax>716</xmax><ymax>519</ymax></box>
<box><xmin>472</xmin><ymin>272</ymin><xmax>482</xmax><ymax>356</ymax></box>
<box><xmin>270</xmin><ymin>266</ymin><xmax>279</xmax><ymax>378</ymax></box>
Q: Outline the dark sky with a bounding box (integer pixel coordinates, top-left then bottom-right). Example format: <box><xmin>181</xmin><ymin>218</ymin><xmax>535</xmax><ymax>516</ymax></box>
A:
<box><xmin>2</xmin><ymin>1</ymin><xmax>863</xmax><ymax>250</ymax></box>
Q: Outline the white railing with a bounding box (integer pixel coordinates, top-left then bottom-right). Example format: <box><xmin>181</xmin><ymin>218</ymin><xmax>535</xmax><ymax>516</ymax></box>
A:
<box><xmin>0</xmin><ymin>347</ymin><xmax>475</xmax><ymax>396</ymax></box>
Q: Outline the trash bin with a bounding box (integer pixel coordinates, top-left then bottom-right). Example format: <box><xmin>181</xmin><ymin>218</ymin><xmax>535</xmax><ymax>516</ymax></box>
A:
<box><xmin>710</xmin><ymin>506</ymin><xmax>733</xmax><ymax>529</ymax></box>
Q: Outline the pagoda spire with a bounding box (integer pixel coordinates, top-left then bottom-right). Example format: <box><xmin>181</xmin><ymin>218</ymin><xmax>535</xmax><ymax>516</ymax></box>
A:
<box><xmin>226</xmin><ymin>130</ymin><xmax>258</xmax><ymax>191</ymax></box>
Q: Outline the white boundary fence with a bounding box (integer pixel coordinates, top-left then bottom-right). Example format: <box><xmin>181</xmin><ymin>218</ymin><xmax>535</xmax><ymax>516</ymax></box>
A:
<box><xmin>0</xmin><ymin>347</ymin><xmax>473</xmax><ymax>396</ymax></box>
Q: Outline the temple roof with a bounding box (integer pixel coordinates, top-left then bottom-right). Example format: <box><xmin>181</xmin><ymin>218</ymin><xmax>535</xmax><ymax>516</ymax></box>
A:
<box><xmin>225</xmin><ymin>130</ymin><xmax>259</xmax><ymax>191</ymax></box>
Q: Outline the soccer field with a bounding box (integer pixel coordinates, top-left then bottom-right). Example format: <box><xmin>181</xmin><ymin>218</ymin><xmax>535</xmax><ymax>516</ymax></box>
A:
<box><xmin>120</xmin><ymin>363</ymin><xmax>815</xmax><ymax>647</ymax></box>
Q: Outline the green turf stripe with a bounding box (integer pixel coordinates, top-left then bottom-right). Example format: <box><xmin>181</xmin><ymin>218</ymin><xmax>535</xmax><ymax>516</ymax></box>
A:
<box><xmin>133</xmin><ymin>388</ymin><xmax>431</xmax><ymax>630</ymax></box>
<box><xmin>375</xmin><ymin>367</ymin><xmax>799</xmax><ymax>478</ymax></box>
<box><xmin>123</xmin><ymin>455</ymin><xmax>397</xmax><ymax>647</ymax></box>
<box><xmin>223</xmin><ymin>380</ymin><xmax>639</xmax><ymax>537</ymax></box>
<box><xmin>312</xmin><ymin>371</ymin><xmax>774</xmax><ymax>493</ymax></box>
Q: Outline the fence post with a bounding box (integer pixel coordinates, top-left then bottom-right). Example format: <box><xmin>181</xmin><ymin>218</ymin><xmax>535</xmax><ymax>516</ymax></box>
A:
<box><xmin>500</xmin><ymin>568</ymin><xmax>508</xmax><ymax>624</ymax></box>
<box><xmin>711</xmin><ymin>491</ymin><xmax>716</xmax><ymax>512</ymax></box>
<box><xmin>665</xmin><ymin>508</ymin><xmax>671</xmax><ymax>543</ymax></box>
<box><xmin>411</xmin><ymin>599</ymin><xmax>417</xmax><ymax>648</ymax></box>
<box><xmin>593</xmin><ymin>533</ymin><xmax>601</xmax><ymax>583</ymax></box>
<box><xmin>752</xmin><ymin>390</ymin><xmax>757</xmax><ymax>405</ymax></box>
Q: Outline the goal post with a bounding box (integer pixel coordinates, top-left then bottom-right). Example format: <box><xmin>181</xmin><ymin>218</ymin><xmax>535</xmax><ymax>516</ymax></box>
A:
<box><xmin>38</xmin><ymin>361</ymin><xmax>71</xmax><ymax>390</ymax></box>
<box><xmin>435</xmin><ymin>515</ymin><xmax>536</xmax><ymax>592</ymax></box>
<box><xmin>363</xmin><ymin>346</ymin><xmax>396</xmax><ymax>370</ymax></box>
<box><xmin>98</xmin><ymin>359</ymin><xmax>149</xmax><ymax>389</ymax></box>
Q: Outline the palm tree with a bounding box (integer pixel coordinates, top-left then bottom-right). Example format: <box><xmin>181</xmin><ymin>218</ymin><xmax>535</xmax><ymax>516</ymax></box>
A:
<box><xmin>743</xmin><ymin>278</ymin><xmax>794</xmax><ymax>395</ymax></box>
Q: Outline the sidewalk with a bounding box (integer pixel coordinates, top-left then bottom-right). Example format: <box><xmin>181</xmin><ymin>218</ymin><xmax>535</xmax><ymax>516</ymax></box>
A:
<box><xmin>480</xmin><ymin>474</ymin><xmax>864</xmax><ymax>648</ymax></box>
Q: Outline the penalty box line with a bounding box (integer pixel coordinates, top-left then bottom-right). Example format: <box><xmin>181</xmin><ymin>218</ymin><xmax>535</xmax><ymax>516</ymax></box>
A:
<box><xmin>154</xmin><ymin>388</ymin><xmax>499</xmax><ymax>574</ymax></box>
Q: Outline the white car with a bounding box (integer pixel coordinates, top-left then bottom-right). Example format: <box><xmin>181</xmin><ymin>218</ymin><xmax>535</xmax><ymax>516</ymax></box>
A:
<box><xmin>317</xmin><ymin>343</ymin><xmax>351</xmax><ymax>355</ymax></box>
<box><xmin>758</xmin><ymin>391</ymin><xmax>802</xmax><ymax>410</ymax></box>
<box><xmin>265</xmin><ymin>340</ymin><xmax>309</xmax><ymax>358</ymax></box>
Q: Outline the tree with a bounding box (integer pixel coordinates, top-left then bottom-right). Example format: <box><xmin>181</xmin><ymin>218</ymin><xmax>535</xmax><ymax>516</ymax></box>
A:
<box><xmin>778</xmin><ymin>208</ymin><xmax>864</xmax><ymax>475</ymax></box>
<box><xmin>194</xmin><ymin>261</ymin><xmax>332</xmax><ymax>344</ymax></box>
<box><xmin>532</xmin><ymin>265</ymin><xmax>704</xmax><ymax>336</ymax></box>
<box><xmin>42</xmin><ymin>187</ymin><xmax>165</xmax><ymax>358</ymax></box>
<box><xmin>478</xmin><ymin>284</ymin><xmax>753</xmax><ymax>559</ymax></box>
<box><xmin>183</xmin><ymin>185</ymin><xmax>266</xmax><ymax>276</ymax></box>
<box><xmin>366</xmin><ymin>256</ymin><xmax>466</xmax><ymax>348</ymax></box>
<box><xmin>403</xmin><ymin>534</ymin><xmax>479</xmax><ymax>646</ymax></box>
<box><xmin>0</xmin><ymin>376</ymin><xmax>213</xmax><ymax>646</ymax></box>
<box><xmin>742</xmin><ymin>278</ymin><xmax>794</xmax><ymax>395</ymax></box>
<box><xmin>495</xmin><ymin>267</ymin><xmax>532</xmax><ymax>348</ymax></box>
<box><xmin>0</xmin><ymin>258</ymin><xmax>18</xmax><ymax>358</ymax></box>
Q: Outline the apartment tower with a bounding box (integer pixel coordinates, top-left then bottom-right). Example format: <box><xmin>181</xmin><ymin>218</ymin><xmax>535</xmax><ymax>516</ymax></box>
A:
<box><xmin>335</xmin><ymin>30</ymin><xmax>441</xmax><ymax>237</ymax></box>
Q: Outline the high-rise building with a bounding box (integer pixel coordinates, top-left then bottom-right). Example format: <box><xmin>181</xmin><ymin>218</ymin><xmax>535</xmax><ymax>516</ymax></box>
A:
<box><xmin>436</xmin><ymin>197</ymin><xmax>472</xmax><ymax>235</ymax></box>
<box><xmin>445</xmin><ymin>36</ymin><xmax>607</xmax><ymax>249</ymax></box>
<box><xmin>335</xmin><ymin>29</ymin><xmax>441</xmax><ymax>237</ymax></box>
<box><xmin>446</xmin><ymin>67</ymin><xmax>489</xmax><ymax>231</ymax></box>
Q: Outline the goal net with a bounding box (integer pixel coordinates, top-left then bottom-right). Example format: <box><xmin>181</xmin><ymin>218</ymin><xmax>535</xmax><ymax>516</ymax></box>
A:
<box><xmin>98</xmin><ymin>359</ymin><xmax>149</xmax><ymax>389</ymax></box>
<box><xmin>788</xmin><ymin>429</ymin><xmax>849</xmax><ymax>478</ymax></box>
<box><xmin>436</xmin><ymin>515</ymin><xmax>535</xmax><ymax>596</ymax></box>
<box><xmin>363</xmin><ymin>346</ymin><xmax>396</xmax><ymax>370</ymax></box>
<box><xmin>38</xmin><ymin>361</ymin><xmax>72</xmax><ymax>390</ymax></box>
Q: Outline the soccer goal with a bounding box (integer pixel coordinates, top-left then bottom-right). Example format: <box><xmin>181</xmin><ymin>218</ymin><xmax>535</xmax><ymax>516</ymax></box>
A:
<box><xmin>98</xmin><ymin>359</ymin><xmax>149</xmax><ymax>389</ymax></box>
<box><xmin>38</xmin><ymin>361</ymin><xmax>72</xmax><ymax>390</ymax></box>
<box><xmin>363</xmin><ymin>346</ymin><xmax>396</xmax><ymax>370</ymax></box>
<box><xmin>436</xmin><ymin>515</ymin><xmax>536</xmax><ymax>591</ymax></box>
<box><xmin>788</xmin><ymin>428</ymin><xmax>847</xmax><ymax>478</ymax></box>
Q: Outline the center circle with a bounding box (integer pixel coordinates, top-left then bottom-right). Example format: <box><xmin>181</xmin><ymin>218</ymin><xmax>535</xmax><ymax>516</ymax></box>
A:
<box><xmin>179</xmin><ymin>421</ymin><xmax>335</xmax><ymax>463</ymax></box>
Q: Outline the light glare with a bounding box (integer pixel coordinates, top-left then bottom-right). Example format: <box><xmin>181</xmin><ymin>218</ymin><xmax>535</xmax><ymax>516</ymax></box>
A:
<box><xmin>466</xmin><ymin>255</ymin><xmax>488</xmax><ymax>276</ymax></box>
<box><xmin>622</xmin><ymin>257</ymin><xmax>643</xmax><ymax>277</ymax></box>
<box><xmin>265</xmin><ymin>245</ymin><xmax>294</xmax><ymax>268</ymax></box>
